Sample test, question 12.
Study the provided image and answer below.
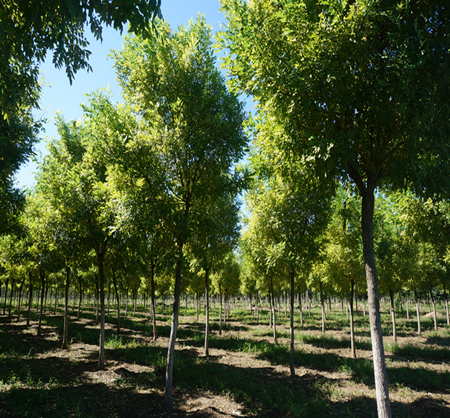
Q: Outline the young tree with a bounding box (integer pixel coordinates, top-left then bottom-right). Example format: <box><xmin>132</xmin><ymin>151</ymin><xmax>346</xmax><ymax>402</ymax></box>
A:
<box><xmin>218</xmin><ymin>2</ymin><xmax>450</xmax><ymax>415</ymax></box>
<box><xmin>112</xmin><ymin>17</ymin><xmax>247</xmax><ymax>412</ymax></box>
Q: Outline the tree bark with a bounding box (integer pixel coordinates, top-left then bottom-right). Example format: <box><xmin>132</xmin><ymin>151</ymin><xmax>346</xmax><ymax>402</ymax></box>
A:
<box><xmin>415</xmin><ymin>291</ymin><xmax>421</xmax><ymax>335</ymax></box>
<box><xmin>204</xmin><ymin>267</ymin><xmax>210</xmax><ymax>357</ymax></box>
<box><xmin>443</xmin><ymin>285</ymin><xmax>449</xmax><ymax>326</ymax></box>
<box><xmin>16</xmin><ymin>277</ymin><xmax>25</xmax><ymax>322</ymax></box>
<box><xmin>289</xmin><ymin>268</ymin><xmax>295</xmax><ymax>376</ymax></box>
<box><xmin>350</xmin><ymin>279</ymin><xmax>356</xmax><ymax>359</ymax></box>
<box><xmin>320</xmin><ymin>281</ymin><xmax>325</xmax><ymax>334</ymax></box>
<box><xmin>98</xmin><ymin>252</ymin><xmax>106</xmax><ymax>369</ymax></box>
<box><xmin>270</xmin><ymin>279</ymin><xmax>277</xmax><ymax>345</ymax></box>
<box><xmin>219</xmin><ymin>287</ymin><xmax>223</xmax><ymax>335</ymax></box>
<box><xmin>430</xmin><ymin>286</ymin><xmax>438</xmax><ymax>331</ymax></box>
<box><xmin>389</xmin><ymin>288</ymin><xmax>397</xmax><ymax>343</ymax></box>
<box><xmin>37</xmin><ymin>271</ymin><xmax>45</xmax><ymax>336</ymax></box>
<box><xmin>112</xmin><ymin>268</ymin><xmax>121</xmax><ymax>334</ymax></box>
<box><xmin>26</xmin><ymin>277</ymin><xmax>33</xmax><ymax>327</ymax></box>
<box><xmin>8</xmin><ymin>278</ymin><xmax>15</xmax><ymax>318</ymax></box>
<box><xmin>166</xmin><ymin>243</ymin><xmax>183</xmax><ymax>413</ymax></box>
<box><xmin>360</xmin><ymin>183</ymin><xmax>391</xmax><ymax>418</ymax></box>
<box><xmin>150</xmin><ymin>262</ymin><xmax>157</xmax><ymax>341</ymax></box>
<box><xmin>62</xmin><ymin>266</ymin><xmax>70</xmax><ymax>349</ymax></box>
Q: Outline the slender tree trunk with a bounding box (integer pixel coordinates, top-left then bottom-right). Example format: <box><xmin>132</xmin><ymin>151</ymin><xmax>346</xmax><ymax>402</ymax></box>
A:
<box><xmin>78</xmin><ymin>279</ymin><xmax>83</xmax><ymax>320</ymax></box>
<box><xmin>196</xmin><ymin>292</ymin><xmax>200</xmax><ymax>321</ymax></box>
<box><xmin>289</xmin><ymin>269</ymin><xmax>295</xmax><ymax>376</ymax></box>
<box><xmin>16</xmin><ymin>277</ymin><xmax>25</xmax><ymax>321</ymax></box>
<box><xmin>350</xmin><ymin>279</ymin><xmax>356</xmax><ymax>359</ymax></box>
<box><xmin>270</xmin><ymin>279</ymin><xmax>277</xmax><ymax>345</ymax></box>
<box><xmin>406</xmin><ymin>294</ymin><xmax>410</xmax><ymax>320</ymax></box>
<box><xmin>38</xmin><ymin>270</ymin><xmax>45</xmax><ymax>336</ymax></box>
<box><xmin>256</xmin><ymin>290</ymin><xmax>259</xmax><ymax>321</ymax></box>
<box><xmin>98</xmin><ymin>251</ymin><xmax>106</xmax><ymax>369</ymax></box>
<box><xmin>204</xmin><ymin>267</ymin><xmax>210</xmax><ymax>357</ymax></box>
<box><xmin>389</xmin><ymin>288</ymin><xmax>397</xmax><ymax>343</ymax></box>
<box><xmin>112</xmin><ymin>268</ymin><xmax>121</xmax><ymax>335</ymax></box>
<box><xmin>43</xmin><ymin>283</ymin><xmax>49</xmax><ymax>314</ymax></box>
<box><xmin>219</xmin><ymin>287</ymin><xmax>223</xmax><ymax>335</ymax></box>
<box><xmin>165</xmin><ymin>243</ymin><xmax>183</xmax><ymax>413</ymax></box>
<box><xmin>430</xmin><ymin>286</ymin><xmax>438</xmax><ymax>331</ymax></box>
<box><xmin>150</xmin><ymin>262</ymin><xmax>157</xmax><ymax>341</ymax></box>
<box><xmin>298</xmin><ymin>292</ymin><xmax>303</xmax><ymax>326</ymax></box>
<box><xmin>360</xmin><ymin>183</ymin><xmax>391</xmax><ymax>418</ymax></box>
<box><xmin>54</xmin><ymin>288</ymin><xmax>58</xmax><ymax>314</ymax></box>
<box><xmin>27</xmin><ymin>277</ymin><xmax>33</xmax><ymax>327</ymax></box>
<box><xmin>444</xmin><ymin>285</ymin><xmax>449</xmax><ymax>326</ymax></box>
<box><xmin>95</xmin><ymin>280</ymin><xmax>99</xmax><ymax>323</ymax></box>
<box><xmin>320</xmin><ymin>281</ymin><xmax>325</xmax><ymax>334</ymax></box>
<box><xmin>125</xmin><ymin>287</ymin><xmax>129</xmax><ymax>319</ymax></box>
<box><xmin>415</xmin><ymin>290</ymin><xmax>421</xmax><ymax>335</ymax></box>
<box><xmin>62</xmin><ymin>266</ymin><xmax>70</xmax><ymax>349</ymax></box>
<box><xmin>8</xmin><ymin>278</ymin><xmax>15</xmax><ymax>318</ymax></box>
<box><xmin>307</xmin><ymin>290</ymin><xmax>311</xmax><ymax>317</ymax></box>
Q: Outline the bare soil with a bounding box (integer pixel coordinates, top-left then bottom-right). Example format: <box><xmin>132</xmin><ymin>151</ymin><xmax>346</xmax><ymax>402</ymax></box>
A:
<box><xmin>1</xmin><ymin>307</ymin><xmax>450</xmax><ymax>417</ymax></box>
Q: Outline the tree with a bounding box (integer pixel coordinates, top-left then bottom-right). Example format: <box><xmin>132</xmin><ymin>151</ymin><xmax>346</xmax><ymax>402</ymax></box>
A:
<box><xmin>0</xmin><ymin>107</ymin><xmax>41</xmax><ymax>236</ymax></box>
<box><xmin>322</xmin><ymin>188</ymin><xmax>365</xmax><ymax>357</ymax></box>
<box><xmin>188</xmin><ymin>194</ymin><xmax>241</xmax><ymax>356</ymax></box>
<box><xmin>37</xmin><ymin>105</ymin><xmax>119</xmax><ymax>367</ymax></box>
<box><xmin>0</xmin><ymin>1</ymin><xmax>162</xmax><ymax>238</ymax></box>
<box><xmin>0</xmin><ymin>0</ymin><xmax>162</xmax><ymax>119</ymax></box>
<box><xmin>244</xmin><ymin>138</ymin><xmax>332</xmax><ymax>373</ymax></box>
<box><xmin>112</xmin><ymin>16</ymin><xmax>247</xmax><ymax>412</ymax></box>
<box><xmin>218</xmin><ymin>2</ymin><xmax>450</xmax><ymax>416</ymax></box>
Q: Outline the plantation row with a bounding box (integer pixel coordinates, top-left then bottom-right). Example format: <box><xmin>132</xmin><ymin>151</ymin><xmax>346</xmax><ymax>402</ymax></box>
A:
<box><xmin>2</xmin><ymin>288</ymin><xmax>449</xmax><ymax>343</ymax></box>
<box><xmin>1</xmin><ymin>299</ymin><xmax>449</xmax><ymax>417</ymax></box>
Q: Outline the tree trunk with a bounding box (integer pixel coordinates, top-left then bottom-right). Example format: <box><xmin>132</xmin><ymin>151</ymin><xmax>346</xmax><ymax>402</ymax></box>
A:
<box><xmin>38</xmin><ymin>270</ymin><xmax>45</xmax><ymax>336</ymax></box>
<box><xmin>61</xmin><ymin>266</ymin><xmax>70</xmax><ymax>349</ymax></box>
<box><xmin>406</xmin><ymin>294</ymin><xmax>409</xmax><ymax>320</ymax></box>
<box><xmin>150</xmin><ymin>262</ymin><xmax>157</xmax><ymax>341</ymax></box>
<box><xmin>8</xmin><ymin>278</ymin><xmax>15</xmax><ymax>318</ymax></box>
<box><xmin>112</xmin><ymin>268</ymin><xmax>121</xmax><ymax>335</ymax></box>
<box><xmin>256</xmin><ymin>290</ymin><xmax>259</xmax><ymax>321</ymax></box>
<box><xmin>219</xmin><ymin>287</ymin><xmax>223</xmax><ymax>336</ymax></box>
<box><xmin>54</xmin><ymin>288</ymin><xmax>58</xmax><ymax>314</ymax></box>
<box><xmin>415</xmin><ymin>290</ymin><xmax>421</xmax><ymax>335</ymax></box>
<box><xmin>270</xmin><ymin>279</ymin><xmax>277</xmax><ymax>345</ymax></box>
<box><xmin>2</xmin><ymin>278</ymin><xmax>7</xmax><ymax>315</ymax></box>
<box><xmin>125</xmin><ymin>287</ymin><xmax>129</xmax><ymax>319</ymax></box>
<box><xmin>43</xmin><ymin>282</ymin><xmax>49</xmax><ymax>313</ymax></box>
<box><xmin>289</xmin><ymin>269</ymin><xmax>295</xmax><ymax>376</ymax></box>
<box><xmin>298</xmin><ymin>292</ymin><xmax>303</xmax><ymax>326</ymax></box>
<box><xmin>320</xmin><ymin>281</ymin><xmax>325</xmax><ymax>334</ymax></box>
<box><xmin>196</xmin><ymin>292</ymin><xmax>200</xmax><ymax>321</ymax></box>
<box><xmin>350</xmin><ymin>279</ymin><xmax>356</xmax><ymax>359</ymax></box>
<box><xmin>26</xmin><ymin>277</ymin><xmax>33</xmax><ymax>327</ymax></box>
<box><xmin>16</xmin><ymin>277</ymin><xmax>26</xmax><ymax>321</ymax></box>
<box><xmin>78</xmin><ymin>278</ymin><xmax>83</xmax><ymax>320</ymax></box>
<box><xmin>98</xmin><ymin>252</ymin><xmax>106</xmax><ymax>369</ymax></box>
<box><xmin>389</xmin><ymin>288</ymin><xmax>397</xmax><ymax>343</ymax></box>
<box><xmin>165</xmin><ymin>243</ymin><xmax>183</xmax><ymax>413</ymax></box>
<box><xmin>360</xmin><ymin>183</ymin><xmax>391</xmax><ymax>418</ymax></box>
<box><xmin>444</xmin><ymin>285</ymin><xmax>449</xmax><ymax>326</ymax></box>
<box><xmin>204</xmin><ymin>267</ymin><xmax>210</xmax><ymax>357</ymax></box>
<box><xmin>430</xmin><ymin>286</ymin><xmax>438</xmax><ymax>331</ymax></box>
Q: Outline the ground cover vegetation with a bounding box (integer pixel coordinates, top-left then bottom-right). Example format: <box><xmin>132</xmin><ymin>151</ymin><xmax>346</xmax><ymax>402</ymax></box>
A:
<box><xmin>2</xmin><ymin>0</ymin><xmax>450</xmax><ymax>417</ymax></box>
<box><xmin>0</xmin><ymin>296</ymin><xmax>449</xmax><ymax>417</ymax></box>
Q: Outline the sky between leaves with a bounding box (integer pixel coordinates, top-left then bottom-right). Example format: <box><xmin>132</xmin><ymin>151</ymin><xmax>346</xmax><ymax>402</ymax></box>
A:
<box><xmin>16</xmin><ymin>0</ymin><xmax>251</xmax><ymax>188</ymax></box>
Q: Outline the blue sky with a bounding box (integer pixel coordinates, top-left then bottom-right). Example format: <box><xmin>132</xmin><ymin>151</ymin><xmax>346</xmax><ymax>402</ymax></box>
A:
<box><xmin>16</xmin><ymin>0</ymin><xmax>251</xmax><ymax>188</ymax></box>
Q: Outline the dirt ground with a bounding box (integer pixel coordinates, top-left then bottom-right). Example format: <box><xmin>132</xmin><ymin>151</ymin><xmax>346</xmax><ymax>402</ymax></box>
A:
<box><xmin>1</xmin><ymin>308</ymin><xmax>450</xmax><ymax>417</ymax></box>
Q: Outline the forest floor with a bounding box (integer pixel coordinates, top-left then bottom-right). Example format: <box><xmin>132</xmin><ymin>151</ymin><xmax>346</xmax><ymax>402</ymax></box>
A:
<box><xmin>0</xmin><ymin>303</ymin><xmax>449</xmax><ymax>417</ymax></box>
